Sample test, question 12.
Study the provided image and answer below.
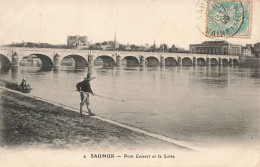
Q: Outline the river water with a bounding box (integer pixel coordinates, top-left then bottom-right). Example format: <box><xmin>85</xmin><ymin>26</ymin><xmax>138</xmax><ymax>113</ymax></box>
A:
<box><xmin>0</xmin><ymin>65</ymin><xmax>259</xmax><ymax>147</ymax></box>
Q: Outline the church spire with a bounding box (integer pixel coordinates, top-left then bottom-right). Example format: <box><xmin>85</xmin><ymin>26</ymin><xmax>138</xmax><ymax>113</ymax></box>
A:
<box><xmin>114</xmin><ymin>31</ymin><xmax>118</xmax><ymax>50</ymax></box>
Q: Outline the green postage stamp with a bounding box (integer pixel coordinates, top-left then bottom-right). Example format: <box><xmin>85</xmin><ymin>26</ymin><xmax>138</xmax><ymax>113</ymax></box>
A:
<box><xmin>206</xmin><ymin>0</ymin><xmax>252</xmax><ymax>38</ymax></box>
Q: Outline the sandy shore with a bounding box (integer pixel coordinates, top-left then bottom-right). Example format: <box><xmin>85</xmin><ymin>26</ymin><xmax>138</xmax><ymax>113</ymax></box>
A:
<box><xmin>0</xmin><ymin>88</ymin><xmax>186</xmax><ymax>151</ymax></box>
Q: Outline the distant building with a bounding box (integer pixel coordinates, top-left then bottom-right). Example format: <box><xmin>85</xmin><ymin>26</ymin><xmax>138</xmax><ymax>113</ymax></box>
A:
<box><xmin>126</xmin><ymin>43</ymin><xmax>131</xmax><ymax>50</ymax></box>
<box><xmin>145</xmin><ymin>43</ymin><xmax>150</xmax><ymax>50</ymax></box>
<box><xmin>99</xmin><ymin>32</ymin><xmax>119</xmax><ymax>50</ymax></box>
<box><xmin>253</xmin><ymin>42</ymin><xmax>260</xmax><ymax>57</ymax></box>
<box><xmin>67</xmin><ymin>35</ymin><xmax>89</xmax><ymax>47</ymax></box>
<box><xmin>242</xmin><ymin>44</ymin><xmax>253</xmax><ymax>57</ymax></box>
<box><xmin>190</xmin><ymin>41</ymin><xmax>242</xmax><ymax>56</ymax></box>
<box><xmin>101</xmin><ymin>45</ymin><xmax>113</xmax><ymax>50</ymax></box>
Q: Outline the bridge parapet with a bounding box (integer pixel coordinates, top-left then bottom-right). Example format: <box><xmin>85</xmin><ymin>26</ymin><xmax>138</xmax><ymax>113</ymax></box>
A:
<box><xmin>0</xmin><ymin>46</ymin><xmax>239</xmax><ymax>58</ymax></box>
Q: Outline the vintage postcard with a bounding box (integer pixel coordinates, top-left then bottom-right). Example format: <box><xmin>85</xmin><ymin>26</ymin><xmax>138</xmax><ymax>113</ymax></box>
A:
<box><xmin>0</xmin><ymin>0</ymin><xmax>259</xmax><ymax>166</ymax></box>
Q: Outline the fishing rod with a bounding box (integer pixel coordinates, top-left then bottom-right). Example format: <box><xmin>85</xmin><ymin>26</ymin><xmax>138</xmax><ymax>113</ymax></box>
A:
<box><xmin>75</xmin><ymin>90</ymin><xmax>125</xmax><ymax>102</ymax></box>
<box><xmin>95</xmin><ymin>94</ymin><xmax>125</xmax><ymax>102</ymax></box>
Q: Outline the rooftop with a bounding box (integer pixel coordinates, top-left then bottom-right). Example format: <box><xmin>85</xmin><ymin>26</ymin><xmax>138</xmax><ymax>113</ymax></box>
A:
<box><xmin>201</xmin><ymin>41</ymin><xmax>229</xmax><ymax>45</ymax></box>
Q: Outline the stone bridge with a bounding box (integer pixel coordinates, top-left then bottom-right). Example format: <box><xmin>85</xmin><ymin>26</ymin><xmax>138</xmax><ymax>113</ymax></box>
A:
<box><xmin>0</xmin><ymin>47</ymin><xmax>240</xmax><ymax>68</ymax></box>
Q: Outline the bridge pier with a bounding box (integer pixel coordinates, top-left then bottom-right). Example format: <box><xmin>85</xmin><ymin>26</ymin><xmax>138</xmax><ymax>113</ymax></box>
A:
<box><xmin>193</xmin><ymin>57</ymin><xmax>197</xmax><ymax>66</ymax></box>
<box><xmin>206</xmin><ymin>57</ymin><xmax>210</xmax><ymax>66</ymax></box>
<box><xmin>88</xmin><ymin>54</ymin><xmax>94</xmax><ymax>78</ymax></box>
<box><xmin>116</xmin><ymin>55</ymin><xmax>121</xmax><ymax>67</ymax></box>
<box><xmin>229</xmin><ymin>58</ymin><xmax>233</xmax><ymax>66</ymax></box>
<box><xmin>11</xmin><ymin>66</ymin><xmax>18</xmax><ymax>75</ymax></box>
<box><xmin>160</xmin><ymin>56</ymin><xmax>165</xmax><ymax>66</ymax></box>
<box><xmin>53</xmin><ymin>54</ymin><xmax>60</xmax><ymax>67</ymax></box>
<box><xmin>140</xmin><ymin>56</ymin><xmax>145</xmax><ymax>66</ymax></box>
<box><xmin>218</xmin><ymin>58</ymin><xmax>222</xmax><ymax>66</ymax></box>
<box><xmin>177</xmin><ymin>56</ymin><xmax>181</xmax><ymax>66</ymax></box>
<box><xmin>11</xmin><ymin>52</ymin><xmax>19</xmax><ymax>66</ymax></box>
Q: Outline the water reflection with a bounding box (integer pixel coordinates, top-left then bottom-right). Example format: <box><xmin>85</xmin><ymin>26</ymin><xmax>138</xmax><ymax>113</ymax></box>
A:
<box><xmin>250</xmin><ymin>68</ymin><xmax>260</xmax><ymax>78</ymax></box>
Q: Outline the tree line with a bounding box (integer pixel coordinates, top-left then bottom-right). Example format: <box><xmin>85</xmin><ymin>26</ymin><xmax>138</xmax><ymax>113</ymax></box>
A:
<box><xmin>6</xmin><ymin>41</ymin><xmax>189</xmax><ymax>53</ymax></box>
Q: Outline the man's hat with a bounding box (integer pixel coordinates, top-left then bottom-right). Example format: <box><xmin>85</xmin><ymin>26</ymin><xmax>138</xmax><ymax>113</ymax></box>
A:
<box><xmin>84</xmin><ymin>73</ymin><xmax>95</xmax><ymax>80</ymax></box>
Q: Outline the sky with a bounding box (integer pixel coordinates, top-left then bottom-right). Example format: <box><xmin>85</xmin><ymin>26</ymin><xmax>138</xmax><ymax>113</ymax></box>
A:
<box><xmin>0</xmin><ymin>0</ymin><xmax>259</xmax><ymax>49</ymax></box>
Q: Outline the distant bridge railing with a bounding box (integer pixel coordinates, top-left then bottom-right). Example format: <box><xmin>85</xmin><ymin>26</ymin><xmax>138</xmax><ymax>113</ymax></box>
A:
<box><xmin>0</xmin><ymin>46</ymin><xmax>240</xmax><ymax>58</ymax></box>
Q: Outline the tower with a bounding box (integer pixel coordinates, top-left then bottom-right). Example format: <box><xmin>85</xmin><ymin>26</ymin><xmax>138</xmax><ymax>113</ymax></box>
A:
<box><xmin>153</xmin><ymin>38</ymin><xmax>157</xmax><ymax>52</ymax></box>
<box><xmin>153</xmin><ymin>38</ymin><xmax>156</xmax><ymax>49</ymax></box>
<box><xmin>114</xmin><ymin>31</ymin><xmax>119</xmax><ymax>50</ymax></box>
<box><xmin>114</xmin><ymin>31</ymin><xmax>117</xmax><ymax>44</ymax></box>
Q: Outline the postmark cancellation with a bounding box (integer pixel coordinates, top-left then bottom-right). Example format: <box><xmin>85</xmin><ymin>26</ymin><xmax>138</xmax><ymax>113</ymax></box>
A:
<box><xmin>205</xmin><ymin>0</ymin><xmax>253</xmax><ymax>38</ymax></box>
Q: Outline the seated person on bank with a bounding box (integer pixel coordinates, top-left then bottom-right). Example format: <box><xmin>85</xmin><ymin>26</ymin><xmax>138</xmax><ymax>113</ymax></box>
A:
<box><xmin>20</xmin><ymin>78</ymin><xmax>26</xmax><ymax>90</ymax></box>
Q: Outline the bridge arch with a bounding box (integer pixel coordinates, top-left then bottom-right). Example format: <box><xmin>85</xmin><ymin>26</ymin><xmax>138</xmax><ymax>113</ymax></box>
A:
<box><xmin>233</xmin><ymin>59</ymin><xmax>238</xmax><ymax>66</ymax></box>
<box><xmin>165</xmin><ymin>57</ymin><xmax>177</xmax><ymax>66</ymax></box>
<box><xmin>94</xmin><ymin>55</ymin><xmax>116</xmax><ymax>67</ymax></box>
<box><xmin>0</xmin><ymin>54</ymin><xmax>11</xmax><ymax>68</ymax></box>
<box><xmin>61</xmin><ymin>54</ymin><xmax>88</xmax><ymax>68</ymax></box>
<box><xmin>210</xmin><ymin>58</ymin><xmax>218</xmax><ymax>66</ymax></box>
<box><xmin>222</xmin><ymin>58</ymin><xmax>229</xmax><ymax>66</ymax></box>
<box><xmin>122</xmin><ymin>56</ymin><xmax>140</xmax><ymax>67</ymax></box>
<box><xmin>182</xmin><ymin>57</ymin><xmax>193</xmax><ymax>66</ymax></box>
<box><xmin>197</xmin><ymin>57</ymin><xmax>206</xmax><ymax>66</ymax></box>
<box><xmin>20</xmin><ymin>53</ymin><xmax>53</xmax><ymax>68</ymax></box>
<box><xmin>145</xmin><ymin>56</ymin><xmax>160</xmax><ymax>67</ymax></box>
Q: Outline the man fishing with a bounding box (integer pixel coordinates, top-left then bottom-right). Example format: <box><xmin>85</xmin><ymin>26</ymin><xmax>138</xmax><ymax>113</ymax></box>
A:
<box><xmin>76</xmin><ymin>73</ymin><xmax>95</xmax><ymax>116</ymax></box>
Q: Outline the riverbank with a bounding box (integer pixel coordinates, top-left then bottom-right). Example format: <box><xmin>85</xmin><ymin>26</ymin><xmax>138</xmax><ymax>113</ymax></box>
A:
<box><xmin>0</xmin><ymin>88</ymin><xmax>186</xmax><ymax>151</ymax></box>
<box><xmin>239</xmin><ymin>57</ymin><xmax>260</xmax><ymax>68</ymax></box>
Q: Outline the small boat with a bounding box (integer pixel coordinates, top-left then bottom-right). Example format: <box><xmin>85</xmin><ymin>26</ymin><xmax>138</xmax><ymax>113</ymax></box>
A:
<box><xmin>0</xmin><ymin>79</ymin><xmax>32</xmax><ymax>93</ymax></box>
